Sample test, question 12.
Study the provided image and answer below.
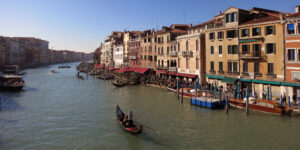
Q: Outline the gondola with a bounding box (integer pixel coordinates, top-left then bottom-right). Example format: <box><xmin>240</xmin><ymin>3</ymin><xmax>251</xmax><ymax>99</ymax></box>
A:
<box><xmin>113</xmin><ymin>81</ymin><xmax>126</xmax><ymax>87</ymax></box>
<box><xmin>116</xmin><ymin>105</ymin><xmax>143</xmax><ymax>134</ymax></box>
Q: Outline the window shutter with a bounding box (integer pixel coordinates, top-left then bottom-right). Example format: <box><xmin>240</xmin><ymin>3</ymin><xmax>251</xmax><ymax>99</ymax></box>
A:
<box><xmin>265</xmin><ymin>26</ymin><xmax>267</xmax><ymax>35</ymax></box>
<box><xmin>273</xmin><ymin>26</ymin><xmax>276</xmax><ymax>35</ymax></box>
<box><xmin>273</xmin><ymin>43</ymin><xmax>276</xmax><ymax>54</ymax></box>
<box><xmin>258</xmin><ymin>28</ymin><xmax>261</xmax><ymax>35</ymax></box>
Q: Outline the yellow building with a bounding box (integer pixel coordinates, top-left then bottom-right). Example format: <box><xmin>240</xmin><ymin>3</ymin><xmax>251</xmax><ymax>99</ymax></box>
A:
<box><xmin>176</xmin><ymin>23</ymin><xmax>207</xmax><ymax>83</ymax></box>
<box><xmin>205</xmin><ymin>7</ymin><xmax>286</xmax><ymax>99</ymax></box>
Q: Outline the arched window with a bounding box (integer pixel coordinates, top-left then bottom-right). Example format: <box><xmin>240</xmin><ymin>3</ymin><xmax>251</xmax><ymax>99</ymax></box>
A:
<box><xmin>186</xmin><ymin>40</ymin><xmax>189</xmax><ymax>50</ymax></box>
<box><xmin>178</xmin><ymin>42</ymin><xmax>180</xmax><ymax>52</ymax></box>
<box><xmin>196</xmin><ymin>39</ymin><xmax>199</xmax><ymax>51</ymax></box>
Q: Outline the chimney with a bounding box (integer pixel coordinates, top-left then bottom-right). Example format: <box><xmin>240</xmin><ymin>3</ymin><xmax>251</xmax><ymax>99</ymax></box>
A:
<box><xmin>296</xmin><ymin>5</ymin><xmax>300</xmax><ymax>13</ymax></box>
<box><xmin>219</xmin><ymin>11</ymin><xmax>222</xmax><ymax>15</ymax></box>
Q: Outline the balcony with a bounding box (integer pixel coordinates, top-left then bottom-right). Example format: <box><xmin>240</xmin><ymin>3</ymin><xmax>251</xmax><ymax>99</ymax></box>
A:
<box><xmin>240</xmin><ymin>51</ymin><xmax>262</xmax><ymax>60</ymax></box>
<box><xmin>182</xmin><ymin>50</ymin><xmax>193</xmax><ymax>57</ymax></box>
<box><xmin>169</xmin><ymin>51</ymin><xmax>177</xmax><ymax>57</ymax></box>
<box><xmin>129</xmin><ymin>56</ymin><xmax>136</xmax><ymax>60</ymax></box>
<box><xmin>169</xmin><ymin>67</ymin><xmax>177</xmax><ymax>72</ymax></box>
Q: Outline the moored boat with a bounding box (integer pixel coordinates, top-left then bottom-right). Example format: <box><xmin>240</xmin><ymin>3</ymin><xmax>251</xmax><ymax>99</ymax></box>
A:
<box><xmin>0</xmin><ymin>74</ymin><xmax>25</xmax><ymax>91</ymax></box>
<box><xmin>50</xmin><ymin>69</ymin><xmax>57</xmax><ymax>73</ymax></box>
<box><xmin>113</xmin><ymin>81</ymin><xmax>127</xmax><ymax>87</ymax></box>
<box><xmin>229</xmin><ymin>98</ymin><xmax>293</xmax><ymax>115</ymax></box>
<box><xmin>116</xmin><ymin>105</ymin><xmax>143</xmax><ymax>134</ymax></box>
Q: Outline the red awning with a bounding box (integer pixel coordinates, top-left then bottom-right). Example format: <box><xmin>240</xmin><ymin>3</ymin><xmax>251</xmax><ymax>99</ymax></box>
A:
<box><xmin>168</xmin><ymin>72</ymin><xmax>177</xmax><ymax>76</ymax></box>
<box><xmin>95</xmin><ymin>63</ymin><xmax>106</xmax><ymax>69</ymax></box>
<box><xmin>157</xmin><ymin>70</ymin><xmax>167</xmax><ymax>74</ymax></box>
<box><xmin>116</xmin><ymin>70</ymin><xmax>133</xmax><ymax>73</ymax></box>
<box><xmin>176</xmin><ymin>73</ymin><xmax>198</xmax><ymax>78</ymax></box>
<box><xmin>109</xmin><ymin>68</ymin><xmax>119</xmax><ymax>71</ymax></box>
<box><xmin>134</xmin><ymin>68</ymin><xmax>149</xmax><ymax>74</ymax></box>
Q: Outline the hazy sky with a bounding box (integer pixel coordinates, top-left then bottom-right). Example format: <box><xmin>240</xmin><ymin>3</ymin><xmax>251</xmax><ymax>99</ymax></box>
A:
<box><xmin>0</xmin><ymin>0</ymin><xmax>299</xmax><ymax>52</ymax></box>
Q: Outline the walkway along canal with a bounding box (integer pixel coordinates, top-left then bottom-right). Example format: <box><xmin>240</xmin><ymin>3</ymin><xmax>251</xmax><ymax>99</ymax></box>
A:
<box><xmin>0</xmin><ymin>62</ymin><xmax>300</xmax><ymax>149</ymax></box>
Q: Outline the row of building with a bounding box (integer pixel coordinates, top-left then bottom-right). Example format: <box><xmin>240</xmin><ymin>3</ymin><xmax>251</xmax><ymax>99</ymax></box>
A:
<box><xmin>94</xmin><ymin>6</ymin><xmax>300</xmax><ymax>100</ymax></box>
<box><xmin>0</xmin><ymin>36</ymin><xmax>93</xmax><ymax>70</ymax></box>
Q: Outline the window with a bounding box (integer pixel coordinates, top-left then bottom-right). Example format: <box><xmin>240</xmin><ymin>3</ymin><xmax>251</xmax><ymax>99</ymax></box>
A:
<box><xmin>242</xmin><ymin>45</ymin><xmax>250</xmax><ymax>54</ymax></box>
<box><xmin>228</xmin><ymin>62</ymin><xmax>232</xmax><ymax>72</ymax></box>
<box><xmin>233</xmin><ymin>62</ymin><xmax>238</xmax><ymax>72</ymax></box>
<box><xmin>178</xmin><ymin>58</ymin><xmax>180</xmax><ymax>68</ymax></box>
<box><xmin>196</xmin><ymin>58</ymin><xmax>199</xmax><ymax>69</ymax></box>
<box><xmin>228</xmin><ymin>45</ymin><xmax>238</xmax><ymax>54</ymax></box>
<box><xmin>252</xmin><ymin>44</ymin><xmax>260</xmax><ymax>57</ymax></box>
<box><xmin>266</xmin><ymin>43</ymin><xmax>276</xmax><ymax>54</ymax></box>
<box><xmin>210</xmin><ymin>61</ymin><xmax>214</xmax><ymax>71</ymax></box>
<box><xmin>196</xmin><ymin>39</ymin><xmax>199</xmax><ymax>51</ymax></box>
<box><xmin>167</xmin><ymin>47</ymin><xmax>169</xmax><ymax>55</ymax></box>
<box><xmin>209</xmin><ymin>32</ymin><xmax>215</xmax><ymax>40</ymax></box>
<box><xmin>231</xmin><ymin>12</ymin><xmax>237</xmax><ymax>22</ymax></box>
<box><xmin>243</xmin><ymin>62</ymin><xmax>248</xmax><ymax>73</ymax></box>
<box><xmin>144</xmin><ymin>39</ymin><xmax>147</xmax><ymax>43</ymax></box>
<box><xmin>241</xmin><ymin>29</ymin><xmax>249</xmax><ymax>37</ymax></box>
<box><xmin>219</xmin><ymin>46</ymin><xmax>222</xmax><ymax>54</ymax></box>
<box><xmin>227</xmin><ymin>30</ymin><xmax>238</xmax><ymax>38</ymax></box>
<box><xmin>287</xmin><ymin>24</ymin><xmax>295</xmax><ymax>34</ymax></box>
<box><xmin>186</xmin><ymin>40</ymin><xmax>189</xmax><ymax>50</ymax></box>
<box><xmin>254</xmin><ymin>62</ymin><xmax>260</xmax><ymax>73</ymax></box>
<box><xmin>225</xmin><ymin>14</ymin><xmax>231</xmax><ymax>23</ymax></box>
<box><xmin>161</xmin><ymin>47</ymin><xmax>164</xmax><ymax>55</ymax></box>
<box><xmin>154</xmin><ymin>56</ymin><xmax>157</xmax><ymax>61</ymax></box>
<box><xmin>186</xmin><ymin>58</ymin><xmax>189</xmax><ymax>69</ymax></box>
<box><xmin>267</xmin><ymin>63</ymin><xmax>274</xmax><ymax>75</ymax></box>
<box><xmin>298</xmin><ymin>23</ymin><xmax>300</xmax><ymax>34</ymax></box>
<box><xmin>158</xmin><ymin>48</ymin><xmax>160</xmax><ymax>54</ymax></box>
<box><xmin>219</xmin><ymin>62</ymin><xmax>223</xmax><ymax>71</ymax></box>
<box><xmin>252</xmin><ymin>27</ymin><xmax>261</xmax><ymax>36</ymax></box>
<box><xmin>218</xmin><ymin>31</ymin><xmax>224</xmax><ymax>39</ymax></box>
<box><xmin>266</xmin><ymin>26</ymin><xmax>275</xmax><ymax>35</ymax></box>
<box><xmin>178</xmin><ymin>42</ymin><xmax>180</xmax><ymax>52</ymax></box>
<box><xmin>210</xmin><ymin>46</ymin><xmax>214</xmax><ymax>54</ymax></box>
<box><xmin>225</xmin><ymin>12</ymin><xmax>237</xmax><ymax>23</ymax></box>
<box><xmin>298</xmin><ymin>49</ymin><xmax>300</xmax><ymax>61</ymax></box>
<box><xmin>287</xmin><ymin>49</ymin><xmax>295</xmax><ymax>61</ymax></box>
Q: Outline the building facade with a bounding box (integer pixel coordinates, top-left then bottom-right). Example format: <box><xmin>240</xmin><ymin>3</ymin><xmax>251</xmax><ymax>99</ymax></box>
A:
<box><xmin>113</xmin><ymin>45</ymin><xmax>124</xmax><ymax>68</ymax></box>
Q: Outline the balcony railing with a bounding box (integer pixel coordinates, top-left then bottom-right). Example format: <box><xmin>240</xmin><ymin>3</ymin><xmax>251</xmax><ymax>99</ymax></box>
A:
<box><xmin>129</xmin><ymin>56</ymin><xmax>136</xmax><ymax>60</ymax></box>
<box><xmin>169</xmin><ymin>67</ymin><xmax>177</xmax><ymax>72</ymax></box>
<box><xmin>169</xmin><ymin>51</ymin><xmax>177</xmax><ymax>57</ymax></box>
<box><xmin>240</xmin><ymin>51</ymin><xmax>262</xmax><ymax>60</ymax></box>
<box><xmin>182</xmin><ymin>50</ymin><xmax>193</xmax><ymax>57</ymax></box>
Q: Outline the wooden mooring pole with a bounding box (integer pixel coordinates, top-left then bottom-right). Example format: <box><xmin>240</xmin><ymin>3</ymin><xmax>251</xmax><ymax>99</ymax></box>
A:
<box><xmin>246</xmin><ymin>88</ymin><xmax>249</xmax><ymax>116</ymax></box>
<box><xmin>225</xmin><ymin>96</ymin><xmax>229</xmax><ymax>114</ymax></box>
<box><xmin>181</xmin><ymin>88</ymin><xmax>184</xmax><ymax>103</ymax></box>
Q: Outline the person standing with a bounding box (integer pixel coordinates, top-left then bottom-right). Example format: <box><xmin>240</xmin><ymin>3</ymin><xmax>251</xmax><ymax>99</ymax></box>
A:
<box><xmin>283</xmin><ymin>93</ymin><xmax>287</xmax><ymax>106</ymax></box>
<box><xmin>128</xmin><ymin>111</ymin><xmax>133</xmax><ymax>127</ymax></box>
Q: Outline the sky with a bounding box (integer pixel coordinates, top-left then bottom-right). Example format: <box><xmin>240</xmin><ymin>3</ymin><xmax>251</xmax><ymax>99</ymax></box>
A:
<box><xmin>0</xmin><ymin>0</ymin><xmax>299</xmax><ymax>53</ymax></box>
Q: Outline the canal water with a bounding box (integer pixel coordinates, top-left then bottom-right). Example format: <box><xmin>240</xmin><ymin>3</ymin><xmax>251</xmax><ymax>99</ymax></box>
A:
<box><xmin>0</xmin><ymin>62</ymin><xmax>300</xmax><ymax>150</ymax></box>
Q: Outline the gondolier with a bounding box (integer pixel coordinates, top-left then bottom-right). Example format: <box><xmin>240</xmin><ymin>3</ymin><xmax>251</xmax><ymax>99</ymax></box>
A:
<box><xmin>128</xmin><ymin>111</ymin><xmax>133</xmax><ymax>127</ymax></box>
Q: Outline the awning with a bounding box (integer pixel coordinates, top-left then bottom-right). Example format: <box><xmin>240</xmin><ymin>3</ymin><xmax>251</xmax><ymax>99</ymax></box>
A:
<box><xmin>176</xmin><ymin>73</ymin><xmax>198</xmax><ymax>78</ymax></box>
<box><xmin>109</xmin><ymin>68</ymin><xmax>119</xmax><ymax>71</ymax></box>
<box><xmin>133</xmin><ymin>68</ymin><xmax>150</xmax><ymax>74</ymax></box>
<box><xmin>252</xmin><ymin>79</ymin><xmax>281</xmax><ymax>85</ymax></box>
<box><xmin>281</xmin><ymin>82</ymin><xmax>300</xmax><ymax>87</ymax></box>
<box><xmin>222</xmin><ymin>77</ymin><xmax>238</xmax><ymax>84</ymax></box>
<box><xmin>168</xmin><ymin>72</ymin><xmax>177</xmax><ymax>76</ymax></box>
<box><xmin>239</xmin><ymin>38</ymin><xmax>263</xmax><ymax>43</ymax></box>
<box><xmin>206</xmin><ymin>74</ymin><xmax>225</xmax><ymax>80</ymax></box>
<box><xmin>116</xmin><ymin>70</ymin><xmax>133</xmax><ymax>73</ymax></box>
<box><xmin>239</xmin><ymin>78</ymin><xmax>252</xmax><ymax>82</ymax></box>
<box><xmin>156</xmin><ymin>70</ymin><xmax>167</xmax><ymax>74</ymax></box>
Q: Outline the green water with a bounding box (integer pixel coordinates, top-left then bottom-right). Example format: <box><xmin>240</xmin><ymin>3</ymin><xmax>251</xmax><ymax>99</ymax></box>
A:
<box><xmin>0</xmin><ymin>62</ymin><xmax>299</xmax><ymax>150</ymax></box>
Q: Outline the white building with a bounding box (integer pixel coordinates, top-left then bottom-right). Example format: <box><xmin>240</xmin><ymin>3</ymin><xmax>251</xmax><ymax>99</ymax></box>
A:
<box><xmin>113</xmin><ymin>45</ymin><xmax>124</xmax><ymax>68</ymax></box>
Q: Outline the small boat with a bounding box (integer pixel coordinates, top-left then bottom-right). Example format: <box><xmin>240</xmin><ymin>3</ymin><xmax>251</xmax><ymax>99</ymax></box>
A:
<box><xmin>0</xmin><ymin>74</ymin><xmax>25</xmax><ymax>91</ymax></box>
<box><xmin>116</xmin><ymin>105</ymin><xmax>143</xmax><ymax>134</ymax></box>
<box><xmin>113</xmin><ymin>81</ymin><xmax>126</xmax><ymax>87</ymax></box>
<box><xmin>15</xmin><ymin>71</ymin><xmax>27</xmax><ymax>76</ymax></box>
<box><xmin>167</xmin><ymin>87</ymin><xmax>176</xmax><ymax>92</ymax></box>
<box><xmin>174</xmin><ymin>88</ymin><xmax>203</xmax><ymax>98</ymax></box>
<box><xmin>50</xmin><ymin>69</ymin><xmax>57</xmax><ymax>73</ymax></box>
<box><xmin>229</xmin><ymin>98</ymin><xmax>293</xmax><ymax>115</ymax></box>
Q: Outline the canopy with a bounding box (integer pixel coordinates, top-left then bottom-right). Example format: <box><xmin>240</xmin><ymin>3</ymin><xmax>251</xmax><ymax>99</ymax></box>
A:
<box><xmin>109</xmin><ymin>68</ymin><xmax>119</xmax><ymax>71</ymax></box>
<box><xmin>221</xmin><ymin>77</ymin><xmax>238</xmax><ymax>84</ymax></box>
<box><xmin>156</xmin><ymin>70</ymin><xmax>167</xmax><ymax>74</ymax></box>
<box><xmin>168</xmin><ymin>72</ymin><xmax>177</xmax><ymax>76</ymax></box>
<box><xmin>176</xmin><ymin>73</ymin><xmax>198</xmax><ymax>78</ymax></box>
